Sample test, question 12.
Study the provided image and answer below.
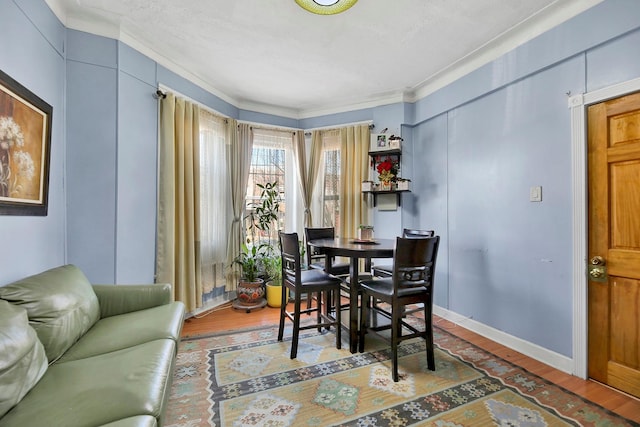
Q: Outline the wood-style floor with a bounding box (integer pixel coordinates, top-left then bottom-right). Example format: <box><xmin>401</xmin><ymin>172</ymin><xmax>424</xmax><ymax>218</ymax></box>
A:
<box><xmin>181</xmin><ymin>302</ymin><xmax>640</xmax><ymax>423</ymax></box>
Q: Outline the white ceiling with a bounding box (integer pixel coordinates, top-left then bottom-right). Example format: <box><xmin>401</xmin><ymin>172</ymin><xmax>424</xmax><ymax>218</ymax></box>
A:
<box><xmin>45</xmin><ymin>0</ymin><xmax>602</xmax><ymax>118</ymax></box>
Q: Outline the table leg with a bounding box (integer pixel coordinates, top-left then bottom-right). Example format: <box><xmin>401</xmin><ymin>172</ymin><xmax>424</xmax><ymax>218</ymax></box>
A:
<box><xmin>349</xmin><ymin>257</ymin><xmax>360</xmax><ymax>353</ymax></box>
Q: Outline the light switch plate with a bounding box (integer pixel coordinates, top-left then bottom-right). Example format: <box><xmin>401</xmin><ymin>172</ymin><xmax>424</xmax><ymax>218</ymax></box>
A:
<box><xmin>530</xmin><ymin>186</ymin><xmax>542</xmax><ymax>202</ymax></box>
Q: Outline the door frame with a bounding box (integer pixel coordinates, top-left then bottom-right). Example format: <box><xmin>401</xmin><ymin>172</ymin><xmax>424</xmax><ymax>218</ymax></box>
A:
<box><xmin>569</xmin><ymin>76</ymin><xmax>640</xmax><ymax>379</ymax></box>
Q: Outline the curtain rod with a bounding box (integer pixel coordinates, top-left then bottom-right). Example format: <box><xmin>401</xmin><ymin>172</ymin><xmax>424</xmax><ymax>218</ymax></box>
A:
<box><xmin>238</xmin><ymin>120</ymin><xmax>301</xmax><ymax>133</ymax></box>
<box><xmin>156</xmin><ymin>86</ymin><xmax>374</xmax><ymax>135</ymax></box>
<box><xmin>156</xmin><ymin>85</ymin><xmax>233</xmax><ymax>120</ymax></box>
<box><xmin>304</xmin><ymin>120</ymin><xmax>374</xmax><ymax>136</ymax></box>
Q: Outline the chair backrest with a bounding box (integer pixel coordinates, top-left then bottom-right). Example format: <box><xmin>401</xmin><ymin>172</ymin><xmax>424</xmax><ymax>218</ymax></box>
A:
<box><xmin>280</xmin><ymin>231</ymin><xmax>301</xmax><ymax>288</ymax></box>
<box><xmin>304</xmin><ymin>227</ymin><xmax>336</xmax><ymax>266</ymax></box>
<box><xmin>393</xmin><ymin>236</ymin><xmax>440</xmax><ymax>295</ymax></box>
<box><xmin>403</xmin><ymin>228</ymin><xmax>435</xmax><ymax>238</ymax></box>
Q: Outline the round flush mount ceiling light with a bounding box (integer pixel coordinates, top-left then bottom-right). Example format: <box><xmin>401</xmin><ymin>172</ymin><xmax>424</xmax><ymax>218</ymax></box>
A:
<box><xmin>295</xmin><ymin>0</ymin><xmax>358</xmax><ymax>15</ymax></box>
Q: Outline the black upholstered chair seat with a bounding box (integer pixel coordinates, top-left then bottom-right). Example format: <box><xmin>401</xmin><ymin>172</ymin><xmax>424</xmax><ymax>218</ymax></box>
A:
<box><xmin>298</xmin><ymin>269</ymin><xmax>344</xmax><ymax>288</ymax></box>
<box><xmin>360</xmin><ymin>278</ymin><xmax>428</xmax><ymax>298</ymax></box>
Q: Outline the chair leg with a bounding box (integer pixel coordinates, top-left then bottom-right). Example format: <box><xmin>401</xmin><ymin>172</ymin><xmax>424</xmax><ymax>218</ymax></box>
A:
<box><xmin>291</xmin><ymin>293</ymin><xmax>302</xmax><ymax>359</ymax></box>
<box><xmin>391</xmin><ymin>303</ymin><xmax>402</xmax><ymax>382</ymax></box>
<box><xmin>324</xmin><ymin>290</ymin><xmax>332</xmax><ymax>330</ymax></box>
<box><xmin>424</xmin><ymin>300</ymin><xmax>435</xmax><ymax>371</ymax></box>
<box><xmin>334</xmin><ymin>288</ymin><xmax>341</xmax><ymax>350</ymax></box>
<box><xmin>316</xmin><ymin>291</ymin><xmax>323</xmax><ymax>332</ymax></box>
<box><xmin>358</xmin><ymin>294</ymin><xmax>369</xmax><ymax>353</ymax></box>
<box><xmin>278</xmin><ymin>286</ymin><xmax>287</xmax><ymax>342</ymax></box>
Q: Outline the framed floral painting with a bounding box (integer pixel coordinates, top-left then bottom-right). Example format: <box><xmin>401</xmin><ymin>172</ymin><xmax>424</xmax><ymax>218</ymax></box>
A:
<box><xmin>0</xmin><ymin>69</ymin><xmax>52</xmax><ymax>216</ymax></box>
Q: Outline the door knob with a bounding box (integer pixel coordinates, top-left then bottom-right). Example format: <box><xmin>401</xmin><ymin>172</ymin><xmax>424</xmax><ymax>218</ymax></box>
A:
<box><xmin>589</xmin><ymin>268</ymin><xmax>605</xmax><ymax>279</ymax></box>
<box><xmin>588</xmin><ymin>256</ymin><xmax>607</xmax><ymax>282</ymax></box>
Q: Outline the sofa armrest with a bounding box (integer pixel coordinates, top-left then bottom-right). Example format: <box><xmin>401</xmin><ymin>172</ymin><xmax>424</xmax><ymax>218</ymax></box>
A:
<box><xmin>92</xmin><ymin>284</ymin><xmax>173</xmax><ymax>318</ymax></box>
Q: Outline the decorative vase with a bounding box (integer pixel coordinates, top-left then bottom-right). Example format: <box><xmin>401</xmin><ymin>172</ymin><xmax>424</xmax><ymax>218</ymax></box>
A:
<box><xmin>233</xmin><ymin>279</ymin><xmax>267</xmax><ymax>313</ymax></box>
<box><xmin>380</xmin><ymin>181</ymin><xmax>392</xmax><ymax>191</ymax></box>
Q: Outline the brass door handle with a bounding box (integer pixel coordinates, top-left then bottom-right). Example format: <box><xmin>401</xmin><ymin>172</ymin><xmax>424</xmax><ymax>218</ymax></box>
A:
<box><xmin>588</xmin><ymin>256</ymin><xmax>607</xmax><ymax>282</ymax></box>
<box><xmin>589</xmin><ymin>267</ymin><xmax>605</xmax><ymax>279</ymax></box>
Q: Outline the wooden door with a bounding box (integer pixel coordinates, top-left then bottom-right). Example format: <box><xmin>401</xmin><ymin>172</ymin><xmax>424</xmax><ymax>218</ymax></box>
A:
<box><xmin>587</xmin><ymin>91</ymin><xmax>640</xmax><ymax>398</ymax></box>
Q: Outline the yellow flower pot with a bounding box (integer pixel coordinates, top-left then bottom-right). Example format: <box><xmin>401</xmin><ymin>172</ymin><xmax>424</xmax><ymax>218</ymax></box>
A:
<box><xmin>266</xmin><ymin>282</ymin><xmax>283</xmax><ymax>308</ymax></box>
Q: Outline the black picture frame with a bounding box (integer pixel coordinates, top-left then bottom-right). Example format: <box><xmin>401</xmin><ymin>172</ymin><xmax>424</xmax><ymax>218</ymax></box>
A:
<box><xmin>0</xmin><ymin>69</ymin><xmax>52</xmax><ymax>216</ymax></box>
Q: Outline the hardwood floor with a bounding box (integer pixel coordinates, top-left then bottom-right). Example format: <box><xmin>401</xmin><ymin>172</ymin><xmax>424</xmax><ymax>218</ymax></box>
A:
<box><xmin>181</xmin><ymin>302</ymin><xmax>640</xmax><ymax>423</ymax></box>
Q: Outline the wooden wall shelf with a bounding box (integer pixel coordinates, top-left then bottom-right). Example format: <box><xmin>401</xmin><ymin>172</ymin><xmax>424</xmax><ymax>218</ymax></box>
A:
<box><xmin>362</xmin><ymin>189</ymin><xmax>410</xmax><ymax>206</ymax></box>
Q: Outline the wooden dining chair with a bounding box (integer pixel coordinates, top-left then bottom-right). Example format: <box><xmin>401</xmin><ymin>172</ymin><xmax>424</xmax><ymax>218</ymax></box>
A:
<box><xmin>371</xmin><ymin>228</ymin><xmax>435</xmax><ymax>277</ymax></box>
<box><xmin>304</xmin><ymin>227</ymin><xmax>351</xmax><ymax>311</ymax></box>
<box><xmin>278</xmin><ymin>231</ymin><xmax>343</xmax><ymax>359</ymax></box>
<box><xmin>358</xmin><ymin>235</ymin><xmax>440</xmax><ymax>382</ymax></box>
<box><xmin>304</xmin><ymin>227</ymin><xmax>350</xmax><ymax>275</ymax></box>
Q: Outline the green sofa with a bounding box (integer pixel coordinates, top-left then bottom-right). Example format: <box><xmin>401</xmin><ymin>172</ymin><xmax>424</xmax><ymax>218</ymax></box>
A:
<box><xmin>0</xmin><ymin>264</ymin><xmax>185</xmax><ymax>427</ymax></box>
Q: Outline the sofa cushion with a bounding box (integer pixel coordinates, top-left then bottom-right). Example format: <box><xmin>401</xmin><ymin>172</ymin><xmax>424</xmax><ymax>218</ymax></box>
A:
<box><xmin>0</xmin><ymin>339</ymin><xmax>176</xmax><ymax>427</ymax></box>
<box><xmin>57</xmin><ymin>302</ymin><xmax>184</xmax><ymax>363</ymax></box>
<box><xmin>0</xmin><ymin>264</ymin><xmax>100</xmax><ymax>363</ymax></box>
<box><xmin>0</xmin><ymin>300</ymin><xmax>48</xmax><ymax>418</ymax></box>
<box><xmin>100</xmin><ymin>415</ymin><xmax>158</xmax><ymax>427</ymax></box>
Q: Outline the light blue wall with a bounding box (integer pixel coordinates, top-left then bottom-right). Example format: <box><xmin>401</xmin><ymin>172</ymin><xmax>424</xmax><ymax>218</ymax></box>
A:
<box><xmin>66</xmin><ymin>32</ymin><xmax>118</xmax><ymax>283</ymax></box>
<box><xmin>408</xmin><ymin>115</ymin><xmax>449</xmax><ymax>309</ymax></box>
<box><xmin>3</xmin><ymin>0</ymin><xmax>640</xmax><ymax>358</ymax></box>
<box><xmin>446</xmin><ymin>59</ymin><xmax>580</xmax><ymax>354</ymax></box>
<box><xmin>0</xmin><ymin>0</ymin><xmax>66</xmax><ymax>283</ymax></box>
<box><xmin>402</xmin><ymin>0</ymin><xmax>640</xmax><ymax>357</ymax></box>
<box><xmin>116</xmin><ymin>44</ymin><xmax>158</xmax><ymax>284</ymax></box>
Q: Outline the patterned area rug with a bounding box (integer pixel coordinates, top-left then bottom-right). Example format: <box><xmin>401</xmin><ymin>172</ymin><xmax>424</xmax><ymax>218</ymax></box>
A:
<box><xmin>166</xmin><ymin>322</ymin><xmax>638</xmax><ymax>427</ymax></box>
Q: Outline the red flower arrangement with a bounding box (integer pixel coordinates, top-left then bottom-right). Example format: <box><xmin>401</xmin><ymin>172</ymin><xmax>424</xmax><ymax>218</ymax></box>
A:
<box><xmin>376</xmin><ymin>157</ymin><xmax>399</xmax><ymax>183</ymax></box>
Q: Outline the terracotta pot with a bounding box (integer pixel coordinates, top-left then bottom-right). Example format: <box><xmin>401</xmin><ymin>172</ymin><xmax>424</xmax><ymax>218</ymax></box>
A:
<box><xmin>236</xmin><ymin>278</ymin><xmax>265</xmax><ymax>305</ymax></box>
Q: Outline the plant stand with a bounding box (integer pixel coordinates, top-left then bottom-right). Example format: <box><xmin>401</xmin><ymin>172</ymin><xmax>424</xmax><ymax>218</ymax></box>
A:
<box><xmin>232</xmin><ymin>297</ymin><xmax>267</xmax><ymax>313</ymax></box>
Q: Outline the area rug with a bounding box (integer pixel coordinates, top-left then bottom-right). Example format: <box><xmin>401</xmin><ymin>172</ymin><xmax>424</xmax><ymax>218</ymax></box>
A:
<box><xmin>165</xmin><ymin>322</ymin><xmax>638</xmax><ymax>427</ymax></box>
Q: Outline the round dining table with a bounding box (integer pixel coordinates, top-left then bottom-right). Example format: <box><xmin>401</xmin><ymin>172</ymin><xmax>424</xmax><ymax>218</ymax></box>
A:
<box><xmin>307</xmin><ymin>237</ymin><xmax>396</xmax><ymax>353</ymax></box>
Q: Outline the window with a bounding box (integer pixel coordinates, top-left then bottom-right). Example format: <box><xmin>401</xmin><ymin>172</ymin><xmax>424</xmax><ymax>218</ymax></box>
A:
<box><xmin>199</xmin><ymin>110</ymin><xmax>230</xmax><ymax>301</ymax></box>
<box><xmin>245</xmin><ymin>128</ymin><xmax>303</xmax><ymax>248</ymax></box>
<box><xmin>313</xmin><ymin>130</ymin><xmax>342</xmax><ymax>235</ymax></box>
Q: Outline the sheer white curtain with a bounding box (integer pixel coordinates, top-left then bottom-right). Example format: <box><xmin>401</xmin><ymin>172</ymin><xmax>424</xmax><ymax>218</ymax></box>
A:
<box><xmin>311</xmin><ymin>129</ymin><xmax>341</xmax><ymax>230</ymax></box>
<box><xmin>199</xmin><ymin>110</ymin><xmax>230</xmax><ymax>303</ymax></box>
<box><xmin>251</xmin><ymin>128</ymin><xmax>304</xmax><ymax>235</ymax></box>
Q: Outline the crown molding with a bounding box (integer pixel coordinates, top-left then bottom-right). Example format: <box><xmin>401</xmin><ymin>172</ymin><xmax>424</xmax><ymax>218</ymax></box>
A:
<box><xmin>408</xmin><ymin>0</ymin><xmax>604</xmax><ymax>102</ymax></box>
<box><xmin>44</xmin><ymin>0</ymin><xmax>604</xmax><ymax>120</ymax></box>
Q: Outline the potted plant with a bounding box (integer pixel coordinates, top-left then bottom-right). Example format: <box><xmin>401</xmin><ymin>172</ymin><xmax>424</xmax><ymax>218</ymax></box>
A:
<box><xmin>232</xmin><ymin>180</ymin><xmax>282</xmax><ymax>311</ymax></box>
<box><xmin>233</xmin><ymin>242</ymin><xmax>268</xmax><ymax>309</ymax></box>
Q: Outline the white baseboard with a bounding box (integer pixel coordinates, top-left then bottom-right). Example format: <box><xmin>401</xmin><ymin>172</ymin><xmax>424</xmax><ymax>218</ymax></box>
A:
<box><xmin>433</xmin><ymin>305</ymin><xmax>574</xmax><ymax>375</ymax></box>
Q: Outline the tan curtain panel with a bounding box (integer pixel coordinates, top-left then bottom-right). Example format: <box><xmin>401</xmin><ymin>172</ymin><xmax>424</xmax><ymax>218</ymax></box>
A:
<box><xmin>156</xmin><ymin>93</ymin><xmax>202</xmax><ymax>312</ymax></box>
<box><xmin>339</xmin><ymin>124</ymin><xmax>371</xmax><ymax>238</ymax></box>
<box><xmin>292</xmin><ymin>130</ymin><xmax>323</xmax><ymax>227</ymax></box>
<box><xmin>225</xmin><ymin>121</ymin><xmax>253</xmax><ymax>291</ymax></box>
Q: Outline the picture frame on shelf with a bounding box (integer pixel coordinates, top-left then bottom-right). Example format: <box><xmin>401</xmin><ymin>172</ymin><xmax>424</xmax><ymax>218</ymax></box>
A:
<box><xmin>370</xmin><ymin>133</ymin><xmax>388</xmax><ymax>151</ymax></box>
<box><xmin>0</xmin><ymin>69</ymin><xmax>53</xmax><ymax>216</ymax></box>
